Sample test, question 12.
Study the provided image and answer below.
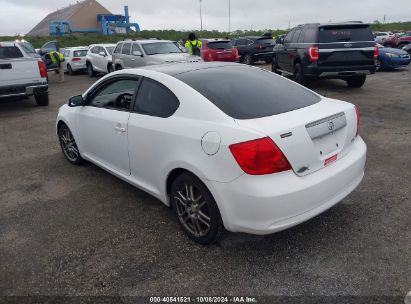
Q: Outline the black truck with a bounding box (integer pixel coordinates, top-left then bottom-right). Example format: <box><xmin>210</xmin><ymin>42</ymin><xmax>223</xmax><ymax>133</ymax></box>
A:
<box><xmin>272</xmin><ymin>22</ymin><xmax>377</xmax><ymax>88</ymax></box>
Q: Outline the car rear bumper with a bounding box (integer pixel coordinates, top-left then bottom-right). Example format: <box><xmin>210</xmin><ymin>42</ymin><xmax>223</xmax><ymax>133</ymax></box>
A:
<box><xmin>208</xmin><ymin>137</ymin><xmax>367</xmax><ymax>235</ymax></box>
<box><xmin>0</xmin><ymin>83</ymin><xmax>48</xmax><ymax>98</ymax></box>
<box><xmin>251</xmin><ymin>51</ymin><xmax>273</xmax><ymax>60</ymax></box>
<box><xmin>304</xmin><ymin>64</ymin><xmax>376</xmax><ymax>78</ymax></box>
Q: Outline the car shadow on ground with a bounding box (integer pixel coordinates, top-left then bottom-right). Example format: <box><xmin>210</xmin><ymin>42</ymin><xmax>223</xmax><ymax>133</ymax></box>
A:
<box><xmin>0</xmin><ymin>96</ymin><xmax>41</xmax><ymax>115</ymax></box>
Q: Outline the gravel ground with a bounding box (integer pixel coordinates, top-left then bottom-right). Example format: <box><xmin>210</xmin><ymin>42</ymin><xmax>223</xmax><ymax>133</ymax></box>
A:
<box><xmin>0</xmin><ymin>65</ymin><xmax>410</xmax><ymax>302</ymax></box>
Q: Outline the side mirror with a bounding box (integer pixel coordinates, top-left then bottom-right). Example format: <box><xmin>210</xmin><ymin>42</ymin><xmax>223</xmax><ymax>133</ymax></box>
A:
<box><xmin>98</xmin><ymin>51</ymin><xmax>106</xmax><ymax>57</ymax></box>
<box><xmin>132</xmin><ymin>50</ymin><xmax>143</xmax><ymax>57</ymax></box>
<box><xmin>68</xmin><ymin>95</ymin><xmax>85</xmax><ymax>107</ymax></box>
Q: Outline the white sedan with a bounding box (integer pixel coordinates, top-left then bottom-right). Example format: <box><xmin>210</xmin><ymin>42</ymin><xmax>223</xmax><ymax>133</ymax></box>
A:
<box><xmin>56</xmin><ymin>62</ymin><xmax>366</xmax><ymax>244</ymax></box>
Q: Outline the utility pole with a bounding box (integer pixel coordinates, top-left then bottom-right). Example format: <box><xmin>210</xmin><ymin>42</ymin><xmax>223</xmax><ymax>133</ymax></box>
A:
<box><xmin>199</xmin><ymin>0</ymin><xmax>203</xmax><ymax>32</ymax></box>
<box><xmin>228</xmin><ymin>0</ymin><xmax>231</xmax><ymax>34</ymax></box>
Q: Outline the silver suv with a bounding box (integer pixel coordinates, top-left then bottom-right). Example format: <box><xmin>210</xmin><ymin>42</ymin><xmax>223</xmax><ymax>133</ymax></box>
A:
<box><xmin>112</xmin><ymin>40</ymin><xmax>202</xmax><ymax>70</ymax></box>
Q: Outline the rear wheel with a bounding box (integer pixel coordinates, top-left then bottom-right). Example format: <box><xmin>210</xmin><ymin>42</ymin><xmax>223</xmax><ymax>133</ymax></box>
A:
<box><xmin>376</xmin><ymin>58</ymin><xmax>383</xmax><ymax>72</ymax></box>
<box><xmin>87</xmin><ymin>63</ymin><xmax>95</xmax><ymax>77</ymax></box>
<box><xmin>264</xmin><ymin>58</ymin><xmax>272</xmax><ymax>64</ymax></box>
<box><xmin>115</xmin><ymin>64</ymin><xmax>123</xmax><ymax>71</ymax></box>
<box><xmin>67</xmin><ymin>64</ymin><xmax>74</xmax><ymax>75</ymax></box>
<box><xmin>293</xmin><ymin>63</ymin><xmax>305</xmax><ymax>85</ymax></box>
<box><xmin>107</xmin><ymin>64</ymin><xmax>114</xmax><ymax>73</ymax></box>
<box><xmin>243</xmin><ymin>53</ymin><xmax>253</xmax><ymax>65</ymax></box>
<box><xmin>271</xmin><ymin>56</ymin><xmax>281</xmax><ymax>74</ymax></box>
<box><xmin>58</xmin><ymin>124</ymin><xmax>83</xmax><ymax>165</ymax></box>
<box><xmin>346</xmin><ymin>75</ymin><xmax>367</xmax><ymax>88</ymax></box>
<box><xmin>34</xmin><ymin>93</ymin><xmax>49</xmax><ymax>106</ymax></box>
<box><xmin>170</xmin><ymin>172</ymin><xmax>224</xmax><ymax>245</ymax></box>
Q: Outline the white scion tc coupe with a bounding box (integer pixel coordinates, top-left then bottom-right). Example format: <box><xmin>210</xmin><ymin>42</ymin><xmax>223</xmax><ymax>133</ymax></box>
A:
<box><xmin>56</xmin><ymin>62</ymin><xmax>366</xmax><ymax>244</ymax></box>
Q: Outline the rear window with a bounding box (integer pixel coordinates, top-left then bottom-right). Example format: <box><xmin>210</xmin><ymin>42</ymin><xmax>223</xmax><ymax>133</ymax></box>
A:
<box><xmin>0</xmin><ymin>46</ymin><xmax>23</xmax><ymax>59</ymax></box>
<box><xmin>73</xmin><ymin>50</ymin><xmax>88</xmax><ymax>57</ymax></box>
<box><xmin>207</xmin><ymin>41</ymin><xmax>233</xmax><ymax>50</ymax></box>
<box><xmin>19</xmin><ymin>42</ymin><xmax>36</xmax><ymax>54</ymax></box>
<box><xmin>176</xmin><ymin>66</ymin><xmax>321</xmax><ymax>119</ymax></box>
<box><xmin>318</xmin><ymin>26</ymin><xmax>374</xmax><ymax>43</ymax></box>
<box><xmin>257</xmin><ymin>38</ymin><xmax>274</xmax><ymax>45</ymax></box>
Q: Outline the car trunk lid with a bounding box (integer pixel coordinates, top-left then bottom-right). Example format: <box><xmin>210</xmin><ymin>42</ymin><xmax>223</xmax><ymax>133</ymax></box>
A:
<box><xmin>234</xmin><ymin>99</ymin><xmax>358</xmax><ymax>176</ymax></box>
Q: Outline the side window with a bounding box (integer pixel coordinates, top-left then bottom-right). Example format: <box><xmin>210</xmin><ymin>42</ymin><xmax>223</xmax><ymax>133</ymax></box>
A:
<box><xmin>132</xmin><ymin>43</ymin><xmax>142</xmax><ymax>55</ymax></box>
<box><xmin>284</xmin><ymin>30</ymin><xmax>295</xmax><ymax>44</ymax></box>
<box><xmin>293</xmin><ymin>29</ymin><xmax>302</xmax><ymax>43</ymax></box>
<box><xmin>236</xmin><ymin>39</ymin><xmax>246</xmax><ymax>46</ymax></box>
<box><xmin>122</xmin><ymin>43</ymin><xmax>131</xmax><ymax>55</ymax></box>
<box><xmin>90</xmin><ymin>79</ymin><xmax>139</xmax><ymax>111</ymax></box>
<box><xmin>113</xmin><ymin>43</ymin><xmax>122</xmax><ymax>54</ymax></box>
<box><xmin>231</xmin><ymin>40</ymin><xmax>237</xmax><ymax>46</ymax></box>
<box><xmin>134</xmin><ymin>78</ymin><xmax>179</xmax><ymax>118</ymax></box>
<box><xmin>304</xmin><ymin>28</ymin><xmax>318</xmax><ymax>43</ymax></box>
<box><xmin>247</xmin><ymin>39</ymin><xmax>254</xmax><ymax>45</ymax></box>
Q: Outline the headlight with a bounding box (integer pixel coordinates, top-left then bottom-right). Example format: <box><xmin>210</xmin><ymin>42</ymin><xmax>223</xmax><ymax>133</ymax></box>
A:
<box><xmin>385</xmin><ymin>52</ymin><xmax>400</xmax><ymax>58</ymax></box>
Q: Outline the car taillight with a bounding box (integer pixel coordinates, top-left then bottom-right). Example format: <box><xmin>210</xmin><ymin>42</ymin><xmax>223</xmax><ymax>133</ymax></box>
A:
<box><xmin>373</xmin><ymin>45</ymin><xmax>378</xmax><ymax>59</ymax></box>
<box><xmin>234</xmin><ymin>48</ymin><xmax>239</xmax><ymax>61</ymax></box>
<box><xmin>256</xmin><ymin>44</ymin><xmax>265</xmax><ymax>49</ymax></box>
<box><xmin>72</xmin><ymin>57</ymin><xmax>81</xmax><ymax>62</ymax></box>
<box><xmin>355</xmin><ymin>106</ymin><xmax>360</xmax><ymax>136</ymax></box>
<box><xmin>37</xmin><ymin>60</ymin><xmax>47</xmax><ymax>78</ymax></box>
<box><xmin>229</xmin><ymin>137</ymin><xmax>292</xmax><ymax>175</ymax></box>
<box><xmin>308</xmin><ymin>47</ymin><xmax>319</xmax><ymax>62</ymax></box>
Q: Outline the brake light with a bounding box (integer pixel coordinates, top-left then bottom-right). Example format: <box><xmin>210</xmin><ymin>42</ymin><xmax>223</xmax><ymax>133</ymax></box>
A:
<box><xmin>355</xmin><ymin>106</ymin><xmax>360</xmax><ymax>136</ymax></box>
<box><xmin>234</xmin><ymin>48</ymin><xmax>239</xmax><ymax>61</ymax></box>
<box><xmin>37</xmin><ymin>60</ymin><xmax>47</xmax><ymax>78</ymax></box>
<box><xmin>229</xmin><ymin>137</ymin><xmax>292</xmax><ymax>175</ymax></box>
<box><xmin>373</xmin><ymin>45</ymin><xmax>378</xmax><ymax>59</ymax></box>
<box><xmin>72</xmin><ymin>57</ymin><xmax>81</xmax><ymax>62</ymax></box>
<box><xmin>308</xmin><ymin>47</ymin><xmax>319</xmax><ymax>62</ymax></box>
<box><xmin>256</xmin><ymin>44</ymin><xmax>265</xmax><ymax>49</ymax></box>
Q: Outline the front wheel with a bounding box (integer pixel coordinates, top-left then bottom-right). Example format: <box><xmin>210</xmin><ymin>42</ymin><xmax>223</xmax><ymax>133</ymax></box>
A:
<box><xmin>243</xmin><ymin>53</ymin><xmax>253</xmax><ymax>65</ymax></box>
<box><xmin>293</xmin><ymin>63</ymin><xmax>305</xmax><ymax>85</ymax></box>
<box><xmin>107</xmin><ymin>64</ymin><xmax>114</xmax><ymax>73</ymax></box>
<box><xmin>346</xmin><ymin>75</ymin><xmax>367</xmax><ymax>88</ymax></box>
<box><xmin>58</xmin><ymin>124</ymin><xmax>83</xmax><ymax>165</ymax></box>
<box><xmin>87</xmin><ymin>63</ymin><xmax>95</xmax><ymax>77</ymax></box>
<box><xmin>376</xmin><ymin>58</ymin><xmax>383</xmax><ymax>72</ymax></box>
<box><xmin>67</xmin><ymin>64</ymin><xmax>74</xmax><ymax>75</ymax></box>
<box><xmin>170</xmin><ymin>172</ymin><xmax>224</xmax><ymax>245</ymax></box>
<box><xmin>271</xmin><ymin>56</ymin><xmax>281</xmax><ymax>74</ymax></box>
<box><xmin>34</xmin><ymin>93</ymin><xmax>49</xmax><ymax>106</ymax></box>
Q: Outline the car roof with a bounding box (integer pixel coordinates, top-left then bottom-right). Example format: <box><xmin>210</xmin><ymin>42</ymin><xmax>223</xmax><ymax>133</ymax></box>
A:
<box><xmin>120</xmin><ymin>40</ymin><xmax>173</xmax><ymax>44</ymax></box>
<box><xmin>139</xmin><ymin>62</ymin><xmax>247</xmax><ymax>76</ymax></box>
<box><xmin>297</xmin><ymin>22</ymin><xmax>369</xmax><ymax>28</ymax></box>
<box><xmin>90</xmin><ymin>44</ymin><xmax>116</xmax><ymax>47</ymax></box>
<box><xmin>202</xmin><ymin>38</ymin><xmax>230</xmax><ymax>42</ymax></box>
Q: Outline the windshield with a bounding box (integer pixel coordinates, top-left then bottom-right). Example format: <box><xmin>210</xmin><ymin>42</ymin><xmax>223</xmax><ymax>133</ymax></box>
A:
<box><xmin>106</xmin><ymin>47</ymin><xmax>115</xmax><ymax>55</ymax></box>
<box><xmin>176</xmin><ymin>66</ymin><xmax>320</xmax><ymax>119</ymax></box>
<box><xmin>142</xmin><ymin>42</ymin><xmax>182</xmax><ymax>55</ymax></box>
<box><xmin>19</xmin><ymin>42</ymin><xmax>36</xmax><ymax>54</ymax></box>
<box><xmin>73</xmin><ymin>50</ymin><xmax>88</xmax><ymax>57</ymax></box>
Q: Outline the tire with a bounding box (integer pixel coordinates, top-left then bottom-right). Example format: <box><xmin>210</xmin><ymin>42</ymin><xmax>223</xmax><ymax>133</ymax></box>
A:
<box><xmin>243</xmin><ymin>53</ymin><xmax>253</xmax><ymax>65</ymax></box>
<box><xmin>34</xmin><ymin>93</ymin><xmax>49</xmax><ymax>106</ymax></box>
<box><xmin>67</xmin><ymin>64</ymin><xmax>74</xmax><ymax>75</ymax></box>
<box><xmin>170</xmin><ymin>172</ymin><xmax>224</xmax><ymax>245</ymax></box>
<box><xmin>58</xmin><ymin>123</ymin><xmax>83</xmax><ymax>166</ymax></box>
<box><xmin>87</xmin><ymin>62</ymin><xmax>95</xmax><ymax>77</ymax></box>
<box><xmin>293</xmin><ymin>63</ymin><xmax>305</xmax><ymax>85</ymax></box>
<box><xmin>107</xmin><ymin>64</ymin><xmax>114</xmax><ymax>73</ymax></box>
<box><xmin>376</xmin><ymin>58</ymin><xmax>383</xmax><ymax>72</ymax></box>
<box><xmin>115</xmin><ymin>64</ymin><xmax>123</xmax><ymax>71</ymax></box>
<box><xmin>271</xmin><ymin>56</ymin><xmax>281</xmax><ymax>74</ymax></box>
<box><xmin>264</xmin><ymin>58</ymin><xmax>272</xmax><ymax>64</ymax></box>
<box><xmin>346</xmin><ymin>75</ymin><xmax>367</xmax><ymax>88</ymax></box>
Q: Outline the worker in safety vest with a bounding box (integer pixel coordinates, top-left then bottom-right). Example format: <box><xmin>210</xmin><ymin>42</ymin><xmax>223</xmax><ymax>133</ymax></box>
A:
<box><xmin>46</xmin><ymin>51</ymin><xmax>65</xmax><ymax>83</ymax></box>
<box><xmin>184</xmin><ymin>33</ymin><xmax>202</xmax><ymax>56</ymax></box>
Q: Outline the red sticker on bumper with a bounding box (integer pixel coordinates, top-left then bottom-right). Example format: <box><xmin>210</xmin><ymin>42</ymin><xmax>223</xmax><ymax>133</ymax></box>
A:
<box><xmin>324</xmin><ymin>154</ymin><xmax>338</xmax><ymax>166</ymax></box>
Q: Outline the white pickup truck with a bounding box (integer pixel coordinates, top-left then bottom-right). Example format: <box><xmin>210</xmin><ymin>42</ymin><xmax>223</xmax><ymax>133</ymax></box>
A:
<box><xmin>0</xmin><ymin>41</ymin><xmax>49</xmax><ymax>106</ymax></box>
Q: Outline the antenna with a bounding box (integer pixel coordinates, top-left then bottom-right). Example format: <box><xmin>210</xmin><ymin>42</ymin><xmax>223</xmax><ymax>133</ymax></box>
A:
<box><xmin>199</xmin><ymin>0</ymin><xmax>203</xmax><ymax>32</ymax></box>
<box><xmin>228</xmin><ymin>0</ymin><xmax>231</xmax><ymax>34</ymax></box>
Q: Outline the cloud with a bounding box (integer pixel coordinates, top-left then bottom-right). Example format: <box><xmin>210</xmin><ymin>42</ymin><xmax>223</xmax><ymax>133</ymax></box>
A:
<box><xmin>0</xmin><ymin>0</ymin><xmax>410</xmax><ymax>35</ymax></box>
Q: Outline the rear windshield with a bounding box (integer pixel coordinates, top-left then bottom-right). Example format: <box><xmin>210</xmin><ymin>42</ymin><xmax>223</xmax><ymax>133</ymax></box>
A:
<box><xmin>73</xmin><ymin>50</ymin><xmax>88</xmax><ymax>57</ymax></box>
<box><xmin>19</xmin><ymin>42</ymin><xmax>36</xmax><ymax>54</ymax></box>
<box><xmin>318</xmin><ymin>26</ymin><xmax>374</xmax><ymax>43</ymax></box>
<box><xmin>257</xmin><ymin>38</ymin><xmax>274</xmax><ymax>45</ymax></box>
<box><xmin>0</xmin><ymin>46</ymin><xmax>23</xmax><ymax>59</ymax></box>
<box><xmin>207</xmin><ymin>41</ymin><xmax>233</xmax><ymax>49</ymax></box>
<box><xmin>176</xmin><ymin>66</ymin><xmax>321</xmax><ymax>119</ymax></box>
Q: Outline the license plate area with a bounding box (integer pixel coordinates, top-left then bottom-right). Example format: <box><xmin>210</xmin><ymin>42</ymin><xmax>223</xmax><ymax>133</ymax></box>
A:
<box><xmin>306</xmin><ymin>112</ymin><xmax>347</xmax><ymax>140</ymax></box>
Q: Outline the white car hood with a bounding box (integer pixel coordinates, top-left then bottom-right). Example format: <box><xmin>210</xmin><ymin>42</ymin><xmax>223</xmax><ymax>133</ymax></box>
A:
<box><xmin>147</xmin><ymin>53</ymin><xmax>202</xmax><ymax>64</ymax></box>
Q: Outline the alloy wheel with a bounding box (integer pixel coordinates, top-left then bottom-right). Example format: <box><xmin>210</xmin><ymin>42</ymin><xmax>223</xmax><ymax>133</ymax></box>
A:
<box><xmin>173</xmin><ymin>183</ymin><xmax>211</xmax><ymax>237</ymax></box>
<box><xmin>59</xmin><ymin>126</ymin><xmax>80</xmax><ymax>162</ymax></box>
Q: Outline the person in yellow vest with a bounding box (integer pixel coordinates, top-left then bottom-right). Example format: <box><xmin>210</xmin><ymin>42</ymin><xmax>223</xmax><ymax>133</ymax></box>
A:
<box><xmin>184</xmin><ymin>33</ymin><xmax>202</xmax><ymax>56</ymax></box>
<box><xmin>46</xmin><ymin>51</ymin><xmax>65</xmax><ymax>83</ymax></box>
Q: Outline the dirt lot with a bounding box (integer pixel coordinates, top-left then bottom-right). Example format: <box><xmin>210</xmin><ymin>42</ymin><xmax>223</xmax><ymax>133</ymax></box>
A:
<box><xmin>0</xmin><ymin>66</ymin><xmax>410</xmax><ymax>301</ymax></box>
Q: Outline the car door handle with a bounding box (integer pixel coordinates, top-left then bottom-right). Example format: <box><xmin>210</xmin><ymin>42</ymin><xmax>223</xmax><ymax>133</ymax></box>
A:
<box><xmin>114</xmin><ymin>126</ymin><xmax>126</xmax><ymax>133</ymax></box>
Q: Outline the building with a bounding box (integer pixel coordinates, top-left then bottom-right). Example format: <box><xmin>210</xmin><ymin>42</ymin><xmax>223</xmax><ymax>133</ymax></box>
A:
<box><xmin>27</xmin><ymin>0</ymin><xmax>112</xmax><ymax>36</ymax></box>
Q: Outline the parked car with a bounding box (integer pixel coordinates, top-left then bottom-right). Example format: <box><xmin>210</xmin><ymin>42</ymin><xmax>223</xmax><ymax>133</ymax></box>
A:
<box><xmin>86</xmin><ymin>44</ymin><xmax>116</xmax><ymax>77</ymax></box>
<box><xmin>272</xmin><ymin>22</ymin><xmax>377</xmax><ymax>88</ymax></box>
<box><xmin>112</xmin><ymin>40</ymin><xmax>202</xmax><ymax>70</ymax></box>
<box><xmin>231</xmin><ymin>36</ymin><xmax>274</xmax><ymax>65</ymax></box>
<box><xmin>56</xmin><ymin>62</ymin><xmax>366</xmax><ymax>244</ymax></box>
<box><xmin>374</xmin><ymin>32</ymin><xmax>394</xmax><ymax>44</ymax></box>
<box><xmin>402</xmin><ymin>44</ymin><xmax>411</xmax><ymax>54</ymax></box>
<box><xmin>63</xmin><ymin>47</ymin><xmax>88</xmax><ymax>75</ymax></box>
<box><xmin>37</xmin><ymin>41</ymin><xmax>61</xmax><ymax>72</ymax></box>
<box><xmin>200</xmin><ymin>39</ymin><xmax>239</xmax><ymax>62</ymax></box>
<box><xmin>0</xmin><ymin>41</ymin><xmax>48</xmax><ymax>106</ymax></box>
<box><xmin>398</xmin><ymin>32</ymin><xmax>411</xmax><ymax>49</ymax></box>
<box><xmin>375</xmin><ymin>43</ymin><xmax>411</xmax><ymax>71</ymax></box>
<box><xmin>380</xmin><ymin>35</ymin><xmax>400</xmax><ymax>48</ymax></box>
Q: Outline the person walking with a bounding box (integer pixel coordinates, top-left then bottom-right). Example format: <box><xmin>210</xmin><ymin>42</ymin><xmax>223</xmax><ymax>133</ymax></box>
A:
<box><xmin>46</xmin><ymin>50</ymin><xmax>65</xmax><ymax>83</ymax></box>
<box><xmin>184</xmin><ymin>33</ymin><xmax>202</xmax><ymax>56</ymax></box>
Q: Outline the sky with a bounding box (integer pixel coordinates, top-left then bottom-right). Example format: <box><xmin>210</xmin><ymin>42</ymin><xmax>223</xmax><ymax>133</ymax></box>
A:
<box><xmin>0</xmin><ymin>0</ymin><xmax>410</xmax><ymax>36</ymax></box>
